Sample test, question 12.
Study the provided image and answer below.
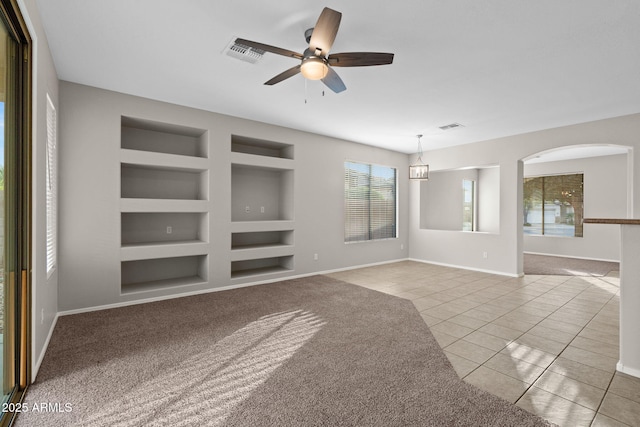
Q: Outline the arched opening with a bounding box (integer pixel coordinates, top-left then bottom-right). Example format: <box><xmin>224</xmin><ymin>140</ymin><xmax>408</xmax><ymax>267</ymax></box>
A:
<box><xmin>518</xmin><ymin>144</ymin><xmax>632</xmax><ymax>275</ymax></box>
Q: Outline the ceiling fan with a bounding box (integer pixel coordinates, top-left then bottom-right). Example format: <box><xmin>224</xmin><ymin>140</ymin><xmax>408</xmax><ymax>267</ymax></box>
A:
<box><xmin>235</xmin><ymin>7</ymin><xmax>394</xmax><ymax>93</ymax></box>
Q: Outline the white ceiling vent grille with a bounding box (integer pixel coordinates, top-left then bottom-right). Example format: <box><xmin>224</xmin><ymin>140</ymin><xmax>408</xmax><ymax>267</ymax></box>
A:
<box><xmin>225</xmin><ymin>38</ymin><xmax>265</xmax><ymax>64</ymax></box>
<box><xmin>439</xmin><ymin>123</ymin><xmax>464</xmax><ymax>131</ymax></box>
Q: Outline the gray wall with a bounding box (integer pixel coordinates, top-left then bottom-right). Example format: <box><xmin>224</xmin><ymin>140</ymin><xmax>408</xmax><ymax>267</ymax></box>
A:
<box><xmin>478</xmin><ymin>167</ymin><xmax>500</xmax><ymax>234</ymax></box>
<box><xmin>409</xmin><ymin>114</ymin><xmax>640</xmax><ymax>276</ymax></box>
<box><xmin>420</xmin><ymin>169</ymin><xmax>478</xmax><ymax>231</ymax></box>
<box><xmin>523</xmin><ymin>154</ymin><xmax>628</xmax><ymax>261</ymax></box>
<box><xmin>58</xmin><ymin>81</ymin><xmax>410</xmax><ymax>312</ymax></box>
<box><xmin>20</xmin><ymin>0</ymin><xmax>60</xmax><ymax>379</ymax></box>
<box><xmin>419</xmin><ymin>167</ymin><xmax>500</xmax><ymax>233</ymax></box>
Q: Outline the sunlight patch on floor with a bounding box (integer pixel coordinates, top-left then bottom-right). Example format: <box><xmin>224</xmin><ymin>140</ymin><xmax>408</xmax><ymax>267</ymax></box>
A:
<box><xmin>79</xmin><ymin>310</ymin><xmax>325</xmax><ymax>426</ymax></box>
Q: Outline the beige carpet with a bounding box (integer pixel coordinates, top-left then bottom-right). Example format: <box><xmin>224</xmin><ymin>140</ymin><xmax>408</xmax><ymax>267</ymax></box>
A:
<box><xmin>524</xmin><ymin>253</ymin><xmax>619</xmax><ymax>276</ymax></box>
<box><xmin>17</xmin><ymin>276</ymin><xmax>553</xmax><ymax>426</ymax></box>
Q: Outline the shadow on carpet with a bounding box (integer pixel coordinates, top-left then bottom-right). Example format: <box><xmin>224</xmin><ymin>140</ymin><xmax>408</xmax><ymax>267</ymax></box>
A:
<box><xmin>18</xmin><ymin>276</ymin><xmax>553</xmax><ymax>426</ymax></box>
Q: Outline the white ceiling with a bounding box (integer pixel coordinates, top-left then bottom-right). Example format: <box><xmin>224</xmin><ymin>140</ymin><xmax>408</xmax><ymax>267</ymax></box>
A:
<box><xmin>35</xmin><ymin>0</ymin><xmax>640</xmax><ymax>154</ymax></box>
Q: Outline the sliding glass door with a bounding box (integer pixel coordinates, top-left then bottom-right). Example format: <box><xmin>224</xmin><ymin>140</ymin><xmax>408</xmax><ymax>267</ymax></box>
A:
<box><xmin>0</xmin><ymin>0</ymin><xmax>31</xmax><ymax>424</ymax></box>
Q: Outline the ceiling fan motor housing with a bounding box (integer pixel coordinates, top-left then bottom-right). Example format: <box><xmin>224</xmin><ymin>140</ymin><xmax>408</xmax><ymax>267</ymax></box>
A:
<box><xmin>304</xmin><ymin>28</ymin><xmax>314</xmax><ymax>44</ymax></box>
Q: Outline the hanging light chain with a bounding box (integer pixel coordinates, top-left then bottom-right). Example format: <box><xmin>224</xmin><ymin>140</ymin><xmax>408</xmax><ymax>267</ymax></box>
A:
<box><xmin>416</xmin><ymin>134</ymin><xmax>424</xmax><ymax>163</ymax></box>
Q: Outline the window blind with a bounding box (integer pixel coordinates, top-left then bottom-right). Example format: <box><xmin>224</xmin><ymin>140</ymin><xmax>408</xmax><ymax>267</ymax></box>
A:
<box><xmin>344</xmin><ymin>161</ymin><xmax>397</xmax><ymax>242</ymax></box>
<box><xmin>46</xmin><ymin>95</ymin><xmax>57</xmax><ymax>275</ymax></box>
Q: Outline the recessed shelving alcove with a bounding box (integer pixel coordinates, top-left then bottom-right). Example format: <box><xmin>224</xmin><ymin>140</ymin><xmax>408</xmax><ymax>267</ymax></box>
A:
<box><xmin>119</xmin><ymin>116</ymin><xmax>210</xmax><ymax>295</ymax></box>
<box><xmin>231</xmin><ymin>165</ymin><xmax>293</xmax><ymax>222</ymax></box>
<box><xmin>231</xmin><ymin>135</ymin><xmax>294</xmax><ymax>159</ymax></box>
<box><xmin>231</xmin><ymin>256</ymin><xmax>294</xmax><ymax>279</ymax></box>
<box><xmin>121</xmin><ymin>116</ymin><xmax>208</xmax><ymax>158</ymax></box>
<box><xmin>122</xmin><ymin>212</ymin><xmax>207</xmax><ymax>246</ymax></box>
<box><xmin>121</xmin><ymin>255</ymin><xmax>208</xmax><ymax>295</ymax></box>
<box><xmin>230</xmin><ymin>135</ymin><xmax>295</xmax><ymax>280</ymax></box>
<box><xmin>121</xmin><ymin>164</ymin><xmax>208</xmax><ymax>200</ymax></box>
<box><xmin>231</xmin><ymin>230</ymin><xmax>293</xmax><ymax>250</ymax></box>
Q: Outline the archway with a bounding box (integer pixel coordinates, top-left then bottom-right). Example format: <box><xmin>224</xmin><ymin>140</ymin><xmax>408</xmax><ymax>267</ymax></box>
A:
<box><xmin>518</xmin><ymin>144</ymin><xmax>632</xmax><ymax>275</ymax></box>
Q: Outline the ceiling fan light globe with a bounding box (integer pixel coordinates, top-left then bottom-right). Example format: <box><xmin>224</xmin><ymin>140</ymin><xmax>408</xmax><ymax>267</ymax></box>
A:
<box><xmin>301</xmin><ymin>57</ymin><xmax>328</xmax><ymax>80</ymax></box>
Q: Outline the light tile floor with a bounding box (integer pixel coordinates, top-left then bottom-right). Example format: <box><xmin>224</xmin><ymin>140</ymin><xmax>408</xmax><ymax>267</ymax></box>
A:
<box><xmin>327</xmin><ymin>260</ymin><xmax>640</xmax><ymax>427</ymax></box>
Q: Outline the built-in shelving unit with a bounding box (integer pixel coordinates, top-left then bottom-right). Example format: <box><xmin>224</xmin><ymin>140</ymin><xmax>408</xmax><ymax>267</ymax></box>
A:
<box><xmin>230</xmin><ymin>135</ymin><xmax>295</xmax><ymax>279</ymax></box>
<box><xmin>120</xmin><ymin>116</ymin><xmax>209</xmax><ymax>294</ymax></box>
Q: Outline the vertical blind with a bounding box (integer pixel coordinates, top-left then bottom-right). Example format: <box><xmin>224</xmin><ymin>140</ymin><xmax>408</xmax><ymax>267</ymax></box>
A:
<box><xmin>46</xmin><ymin>94</ymin><xmax>57</xmax><ymax>274</ymax></box>
<box><xmin>344</xmin><ymin>161</ymin><xmax>397</xmax><ymax>242</ymax></box>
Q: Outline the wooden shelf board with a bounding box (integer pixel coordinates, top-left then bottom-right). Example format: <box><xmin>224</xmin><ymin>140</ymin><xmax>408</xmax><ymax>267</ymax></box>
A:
<box><xmin>584</xmin><ymin>218</ymin><xmax>640</xmax><ymax>225</ymax></box>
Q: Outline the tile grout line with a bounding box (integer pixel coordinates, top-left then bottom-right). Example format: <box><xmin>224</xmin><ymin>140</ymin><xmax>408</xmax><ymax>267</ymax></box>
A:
<box><xmin>479</xmin><ymin>275</ymin><xmax>620</xmax><ymax>422</ymax></box>
<box><xmin>446</xmin><ymin>274</ymin><xmax>618</xmax><ymax>416</ymax></box>
<box><xmin>457</xmin><ymin>276</ymin><xmax>568</xmax><ymax>404</ymax></box>
<box><xmin>589</xmin><ymin>374</ymin><xmax>619</xmax><ymax>427</ymax></box>
<box><xmin>342</xmin><ymin>265</ymin><xmax>627</xmax><ymax>425</ymax></box>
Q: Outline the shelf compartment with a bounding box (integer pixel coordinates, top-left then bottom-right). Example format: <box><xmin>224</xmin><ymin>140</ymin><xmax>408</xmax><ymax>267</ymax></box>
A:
<box><xmin>122</xmin><ymin>116</ymin><xmax>208</xmax><ymax>158</ymax></box>
<box><xmin>231</xmin><ymin>255</ymin><xmax>294</xmax><ymax>279</ymax></box>
<box><xmin>121</xmin><ymin>199</ymin><xmax>209</xmax><ymax>213</ymax></box>
<box><xmin>231</xmin><ymin>230</ymin><xmax>294</xmax><ymax>261</ymax></box>
<box><xmin>121</xmin><ymin>276</ymin><xmax>206</xmax><ymax>295</ymax></box>
<box><xmin>231</xmin><ymin>135</ymin><xmax>293</xmax><ymax>159</ymax></box>
<box><xmin>121</xmin><ymin>164</ymin><xmax>207</xmax><ymax>200</ymax></box>
<box><xmin>121</xmin><ymin>255</ymin><xmax>207</xmax><ymax>294</ymax></box>
<box><xmin>230</xmin><ymin>245</ymin><xmax>294</xmax><ymax>262</ymax></box>
<box><xmin>231</xmin><ymin>230</ymin><xmax>293</xmax><ymax>249</ymax></box>
<box><xmin>230</xmin><ymin>220</ymin><xmax>294</xmax><ymax>233</ymax></box>
<box><xmin>121</xmin><ymin>241</ymin><xmax>209</xmax><ymax>262</ymax></box>
<box><xmin>230</xmin><ymin>152</ymin><xmax>294</xmax><ymax>171</ymax></box>
<box><xmin>121</xmin><ymin>149</ymin><xmax>209</xmax><ymax>171</ymax></box>
<box><xmin>231</xmin><ymin>165</ymin><xmax>293</xmax><ymax>222</ymax></box>
<box><xmin>122</xmin><ymin>212</ymin><xmax>207</xmax><ymax>245</ymax></box>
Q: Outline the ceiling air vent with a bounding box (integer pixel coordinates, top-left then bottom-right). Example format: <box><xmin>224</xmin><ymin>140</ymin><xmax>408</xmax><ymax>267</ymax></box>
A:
<box><xmin>439</xmin><ymin>123</ymin><xmax>464</xmax><ymax>131</ymax></box>
<box><xmin>225</xmin><ymin>38</ymin><xmax>265</xmax><ymax>64</ymax></box>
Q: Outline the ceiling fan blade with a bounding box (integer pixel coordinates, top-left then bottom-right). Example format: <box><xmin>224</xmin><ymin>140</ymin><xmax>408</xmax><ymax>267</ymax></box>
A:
<box><xmin>321</xmin><ymin>67</ymin><xmax>346</xmax><ymax>93</ymax></box>
<box><xmin>235</xmin><ymin>38</ymin><xmax>303</xmax><ymax>60</ymax></box>
<box><xmin>265</xmin><ymin>65</ymin><xmax>302</xmax><ymax>85</ymax></box>
<box><xmin>309</xmin><ymin>7</ymin><xmax>342</xmax><ymax>55</ymax></box>
<box><xmin>328</xmin><ymin>52</ymin><xmax>394</xmax><ymax>67</ymax></box>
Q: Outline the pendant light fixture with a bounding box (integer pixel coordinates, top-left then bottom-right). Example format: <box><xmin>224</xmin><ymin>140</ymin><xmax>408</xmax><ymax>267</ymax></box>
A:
<box><xmin>409</xmin><ymin>134</ymin><xmax>429</xmax><ymax>180</ymax></box>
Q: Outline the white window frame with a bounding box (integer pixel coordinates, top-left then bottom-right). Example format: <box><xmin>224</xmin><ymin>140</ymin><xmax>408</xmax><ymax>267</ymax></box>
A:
<box><xmin>46</xmin><ymin>94</ymin><xmax>57</xmax><ymax>277</ymax></box>
<box><xmin>344</xmin><ymin>160</ymin><xmax>398</xmax><ymax>243</ymax></box>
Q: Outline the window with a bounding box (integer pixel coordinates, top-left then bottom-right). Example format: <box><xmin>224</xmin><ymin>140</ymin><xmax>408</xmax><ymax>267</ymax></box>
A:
<box><xmin>462</xmin><ymin>179</ymin><xmax>475</xmax><ymax>231</ymax></box>
<box><xmin>1</xmin><ymin>0</ymin><xmax>33</xmax><ymax>414</ymax></box>
<box><xmin>523</xmin><ymin>173</ymin><xmax>583</xmax><ymax>237</ymax></box>
<box><xmin>46</xmin><ymin>94</ymin><xmax>57</xmax><ymax>274</ymax></box>
<box><xmin>344</xmin><ymin>161</ymin><xmax>397</xmax><ymax>242</ymax></box>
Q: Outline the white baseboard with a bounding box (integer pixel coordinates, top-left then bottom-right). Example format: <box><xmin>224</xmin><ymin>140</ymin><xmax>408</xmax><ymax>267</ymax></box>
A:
<box><xmin>524</xmin><ymin>251</ymin><xmax>619</xmax><ymax>263</ymax></box>
<box><xmin>617</xmin><ymin>361</ymin><xmax>640</xmax><ymax>379</ymax></box>
<box><xmin>57</xmin><ymin>258</ymin><xmax>411</xmax><ymax>317</ymax></box>
<box><xmin>408</xmin><ymin>258</ymin><xmax>522</xmax><ymax>278</ymax></box>
<box><xmin>33</xmin><ymin>312</ymin><xmax>59</xmax><ymax>381</ymax></box>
